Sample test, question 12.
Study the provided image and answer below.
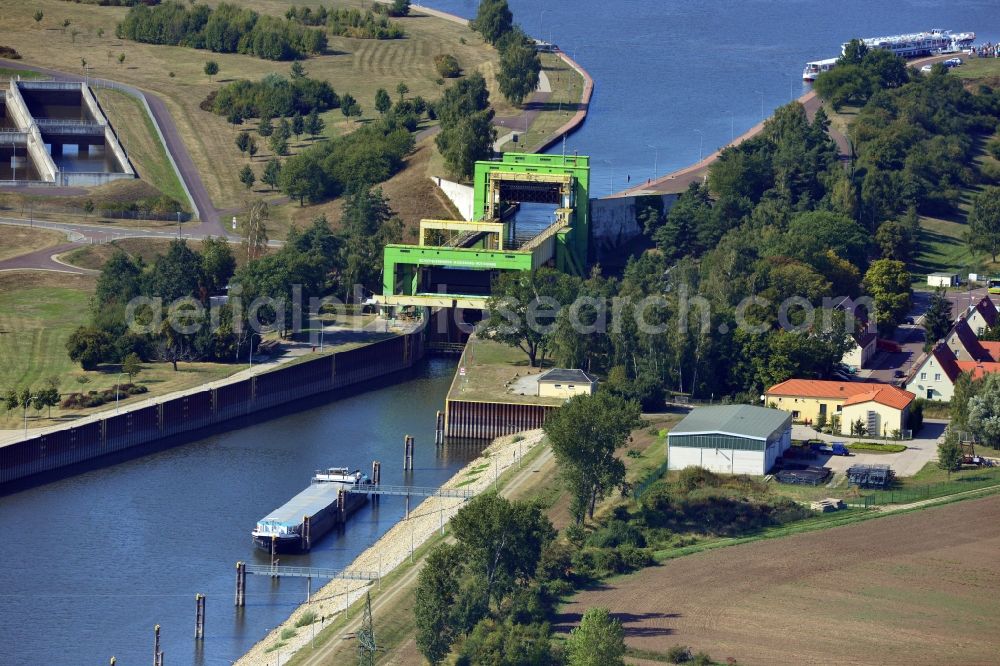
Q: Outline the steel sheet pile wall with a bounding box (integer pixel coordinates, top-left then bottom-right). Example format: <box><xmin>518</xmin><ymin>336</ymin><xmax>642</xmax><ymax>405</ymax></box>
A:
<box><xmin>1</xmin><ymin>334</ymin><xmax>422</xmax><ymax>486</ymax></box>
<box><xmin>445</xmin><ymin>400</ymin><xmax>554</xmax><ymax>441</ymax></box>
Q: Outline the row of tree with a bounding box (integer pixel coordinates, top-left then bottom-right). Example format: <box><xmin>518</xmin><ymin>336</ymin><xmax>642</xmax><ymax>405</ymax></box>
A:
<box><xmin>471</xmin><ymin>0</ymin><xmax>543</xmax><ymax>106</ymax></box>
<box><xmin>116</xmin><ymin>1</ymin><xmax>327</xmax><ymax>60</ymax></box>
<box><xmin>286</xmin><ymin>4</ymin><xmax>406</xmax><ymax>39</ymax></box>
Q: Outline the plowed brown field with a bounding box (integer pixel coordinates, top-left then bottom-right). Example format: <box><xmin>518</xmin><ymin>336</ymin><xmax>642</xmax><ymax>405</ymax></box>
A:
<box><xmin>559</xmin><ymin>495</ymin><xmax>1000</xmax><ymax>665</ymax></box>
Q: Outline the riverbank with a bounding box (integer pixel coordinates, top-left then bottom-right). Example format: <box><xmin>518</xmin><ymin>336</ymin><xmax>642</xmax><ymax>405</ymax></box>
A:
<box><xmin>607</xmin><ymin>52</ymin><xmax>957</xmax><ymax>199</ymax></box>
<box><xmin>235</xmin><ymin>429</ymin><xmax>547</xmax><ymax>665</ymax></box>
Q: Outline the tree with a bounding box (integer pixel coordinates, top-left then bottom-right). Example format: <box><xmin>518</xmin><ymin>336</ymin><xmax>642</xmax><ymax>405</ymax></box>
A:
<box><xmin>262</xmin><ymin>157</ymin><xmax>282</xmax><ymax>191</ymax></box>
<box><xmin>968</xmin><ymin>186</ymin><xmax>1000</xmax><ymax>262</ymax></box>
<box><xmin>863</xmin><ymin>259</ymin><xmax>911</xmax><ymax>336</ymax></box>
<box><xmin>258</xmin><ymin>114</ymin><xmax>274</xmax><ymax>138</ymax></box>
<box><xmin>145</xmin><ymin>239</ymin><xmax>205</xmax><ymax>302</ymax></box>
<box><xmin>839</xmin><ymin>38</ymin><xmax>870</xmax><ymax>65</ymax></box>
<box><xmin>291</xmin><ymin>111</ymin><xmax>304</xmax><ymax>137</ymax></box>
<box><xmin>496</xmin><ymin>29</ymin><xmax>541</xmax><ymax>106</ymax></box>
<box><xmin>967</xmin><ymin>373</ymin><xmax>1000</xmax><ymax>449</ymax></box>
<box><xmin>471</xmin><ymin>0</ymin><xmax>513</xmax><ymax>45</ymax></box>
<box><xmin>396</xmin><ymin>81</ymin><xmax>408</xmax><ymax>102</ymax></box>
<box><xmin>247</xmin><ymin>136</ymin><xmax>258</xmax><ymax>160</ymax></box>
<box><xmin>339</xmin><ymin>187</ymin><xmax>402</xmax><ymax>298</ymax></box>
<box><xmin>204</xmin><ymin>60</ymin><xmax>219</xmax><ymax>81</ymax></box>
<box><xmin>122</xmin><ymin>352</ymin><xmax>142</xmax><ymax>382</ymax></box>
<box><xmin>276</xmin><ymin>117</ymin><xmax>292</xmax><ymax>141</ymax></box>
<box><xmin>236</xmin><ymin>130</ymin><xmax>251</xmax><ymax>156</ymax></box>
<box><xmin>67</xmin><ymin>326</ymin><xmax>113</xmax><ymax>370</ymax></box>
<box><xmin>117</xmin><ymin>52</ymin><xmax>126</xmax><ymax>67</ymax></box>
<box><xmin>544</xmin><ymin>393</ymin><xmax>641</xmax><ymax>523</ymax></box>
<box><xmin>566</xmin><ymin>607</ymin><xmax>626</xmax><ymax>666</ymax></box>
<box><xmin>481</xmin><ymin>268</ymin><xmax>576</xmax><ymax>367</ymax></box>
<box><xmin>875</xmin><ymin>220</ymin><xmax>912</xmax><ymax>261</ymax></box>
<box><xmin>33</xmin><ymin>10</ymin><xmax>43</xmax><ymax>23</ymax></box>
<box><xmin>437</xmin><ymin>109</ymin><xmax>496</xmax><ymax>181</ymax></box>
<box><xmin>227</xmin><ymin>108</ymin><xmax>244</xmax><ymax>127</ymax></box>
<box><xmin>340</xmin><ymin>94</ymin><xmax>361</xmax><ymax>122</ymax></box>
<box><xmin>290</xmin><ymin>60</ymin><xmax>306</xmax><ymax>79</ymax></box>
<box><xmin>241</xmin><ymin>199</ymin><xmax>270</xmax><ymax>263</ymax></box>
<box><xmin>389</xmin><ymin>0</ymin><xmax>411</xmax><ymax>17</ymax></box>
<box><xmin>62</xmin><ymin>18</ymin><xmax>71</xmax><ymax>32</ymax></box>
<box><xmin>937</xmin><ymin>428</ymin><xmax>964</xmax><ymax>479</ymax></box>
<box><xmin>375</xmin><ymin>88</ymin><xmax>391</xmax><ymax>115</ymax></box>
<box><xmin>923</xmin><ymin>288</ymin><xmax>952</xmax><ymax>347</ymax></box>
<box><xmin>279</xmin><ymin>153</ymin><xmax>327</xmax><ymax>205</ymax></box>
<box><xmin>304</xmin><ymin>107</ymin><xmax>324</xmax><ymax>138</ymax></box>
<box><xmin>414</xmin><ymin>544</ymin><xmax>463</xmax><ymax>664</ymax></box>
<box><xmin>269</xmin><ymin>134</ymin><xmax>288</xmax><ymax>156</ymax></box>
<box><xmin>239</xmin><ymin>164</ymin><xmax>255</xmax><ymax>190</ymax></box>
<box><xmin>200</xmin><ymin>236</ymin><xmax>236</xmax><ymax>295</ymax></box>
<box><xmin>449</xmin><ymin>493</ymin><xmax>555</xmax><ymax>615</ymax></box>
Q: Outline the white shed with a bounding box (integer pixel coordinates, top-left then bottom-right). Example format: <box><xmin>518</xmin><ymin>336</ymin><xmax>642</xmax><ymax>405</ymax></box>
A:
<box><xmin>927</xmin><ymin>273</ymin><xmax>959</xmax><ymax>288</ymax></box>
<box><xmin>667</xmin><ymin>405</ymin><xmax>792</xmax><ymax>476</ymax></box>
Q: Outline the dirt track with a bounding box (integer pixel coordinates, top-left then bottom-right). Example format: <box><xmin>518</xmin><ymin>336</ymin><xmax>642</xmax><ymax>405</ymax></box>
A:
<box><xmin>560</xmin><ymin>494</ymin><xmax>1000</xmax><ymax>665</ymax></box>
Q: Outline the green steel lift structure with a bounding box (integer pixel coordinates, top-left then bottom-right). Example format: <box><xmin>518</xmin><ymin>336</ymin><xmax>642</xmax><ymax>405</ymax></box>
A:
<box><xmin>382</xmin><ymin>153</ymin><xmax>590</xmax><ymax>310</ymax></box>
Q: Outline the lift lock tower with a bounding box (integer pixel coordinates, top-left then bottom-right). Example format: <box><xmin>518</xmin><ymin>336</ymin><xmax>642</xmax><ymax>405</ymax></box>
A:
<box><xmin>381</xmin><ymin>152</ymin><xmax>590</xmax><ymax>310</ymax></box>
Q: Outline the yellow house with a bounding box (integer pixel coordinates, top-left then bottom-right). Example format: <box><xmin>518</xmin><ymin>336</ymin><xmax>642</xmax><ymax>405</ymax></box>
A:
<box><xmin>536</xmin><ymin>369</ymin><xmax>597</xmax><ymax>399</ymax></box>
<box><xmin>765</xmin><ymin>379</ymin><xmax>915</xmax><ymax>436</ymax></box>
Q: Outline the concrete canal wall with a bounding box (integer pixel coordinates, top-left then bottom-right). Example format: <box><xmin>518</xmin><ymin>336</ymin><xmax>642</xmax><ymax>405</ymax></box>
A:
<box><xmin>0</xmin><ymin>333</ymin><xmax>424</xmax><ymax>490</ymax></box>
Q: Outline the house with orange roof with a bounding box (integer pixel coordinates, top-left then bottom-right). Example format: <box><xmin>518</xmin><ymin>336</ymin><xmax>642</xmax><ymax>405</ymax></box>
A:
<box><xmin>964</xmin><ymin>295</ymin><xmax>999</xmax><ymax>337</ymax></box>
<box><xmin>765</xmin><ymin>379</ymin><xmax>916</xmax><ymax>437</ymax></box>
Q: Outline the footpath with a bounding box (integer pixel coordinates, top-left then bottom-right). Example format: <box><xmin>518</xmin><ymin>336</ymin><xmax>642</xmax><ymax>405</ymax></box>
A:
<box><xmin>235</xmin><ymin>429</ymin><xmax>548</xmax><ymax>666</ymax></box>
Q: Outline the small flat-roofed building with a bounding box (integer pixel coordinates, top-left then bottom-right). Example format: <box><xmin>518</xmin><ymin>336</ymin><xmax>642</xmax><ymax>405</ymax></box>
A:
<box><xmin>928</xmin><ymin>273</ymin><xmax>959</xmax><ymax>288</ymax></box>
<box><xmin>536</xmin><ymin>368</ymin><xmax>597</xmax><ymax>399</ymax></box>
<box><xmin>667</xmin><ymin>405</ymin><xmax>792</xmax><ymax>476</ymax></box>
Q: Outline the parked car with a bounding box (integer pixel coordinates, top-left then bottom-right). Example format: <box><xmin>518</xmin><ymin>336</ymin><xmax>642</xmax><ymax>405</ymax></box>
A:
<box><xmin>920</xmin><ymin>64</ymin><xmax>933</xmax><ymax>73</ymax></box>
<box><xmin>944</xmin><ymin>57</ymin><xmax>963</xmax><ymax>67</ymax></box>
<box><xmin>811</xmin><ymin>442</ymin><xmax>851</xmax><ymax>456</ymax></box>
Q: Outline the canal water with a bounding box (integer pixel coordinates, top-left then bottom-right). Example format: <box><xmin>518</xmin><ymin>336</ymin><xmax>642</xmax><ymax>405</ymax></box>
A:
<box><xmin>425</xmin><ymin>0</ymin><xmax>999</xmax><ymax>197</ymax></box>
<box><xmin>0</xmin><ymin>358</ymin><xmax>470</xmax><ymax>665</ymax></box>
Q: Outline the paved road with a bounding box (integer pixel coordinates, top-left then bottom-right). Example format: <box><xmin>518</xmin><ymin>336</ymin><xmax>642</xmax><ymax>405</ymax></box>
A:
<box><xmin>0</xmin><ymin>58</ymin><xmax>232</xmax><ymax>239</ymax></box>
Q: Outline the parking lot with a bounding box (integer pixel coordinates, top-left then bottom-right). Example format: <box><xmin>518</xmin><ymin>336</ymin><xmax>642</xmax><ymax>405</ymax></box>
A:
<box><xmin>790</xmin><ymin>420</ymin><xmax>946</xmax><ymax>477</ymax></box>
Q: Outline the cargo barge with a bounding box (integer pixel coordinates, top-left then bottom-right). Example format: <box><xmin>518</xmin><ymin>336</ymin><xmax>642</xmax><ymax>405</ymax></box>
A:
<box><xmin>252</xmin><ymin>467</ymin><xmax>374</xmax><ymax>554</ymax></box>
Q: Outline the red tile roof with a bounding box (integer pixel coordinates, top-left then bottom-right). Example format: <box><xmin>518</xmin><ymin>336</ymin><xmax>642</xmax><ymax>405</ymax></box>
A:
<box><xmin>981</xmin><ymin>341</ymin><xmax>1000</xmax><ymax>362</ymax></box>
<box><xmin>956</xmin><ymin>361</ymin><xmax>1000</xmax><ymax>380</ymax></box>
<box><xmin>766</xmin><ymin>379</ymin><xmax>915</xmax><ymax>410</ymax></box>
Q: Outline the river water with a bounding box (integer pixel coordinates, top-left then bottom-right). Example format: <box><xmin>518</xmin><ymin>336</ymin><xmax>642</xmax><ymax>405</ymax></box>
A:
<box><xmin>426</xmin><ymin>0</ymin><xmax>1000</xmax><ymax>197</ymax></box>
<box><xmin>0</xmin><ymin>359</ymin><xmax>469</xmax><ymax>665</ymax></box>
<box><xmin>5</xmin><ymin>2</ymin><xmax>1000</xmax><ymax>664</ymax></box>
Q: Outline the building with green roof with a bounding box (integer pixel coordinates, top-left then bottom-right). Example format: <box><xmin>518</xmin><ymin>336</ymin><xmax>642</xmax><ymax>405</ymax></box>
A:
<box><xmin>667</xmin><ymin>405</ymin><xmax>792</xmax><ymax>475</ymax></box>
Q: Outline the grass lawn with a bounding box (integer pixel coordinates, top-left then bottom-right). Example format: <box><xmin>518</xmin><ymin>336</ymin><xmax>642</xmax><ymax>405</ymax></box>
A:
<box><xmin>93</xmin><ymin>88</ymin><xmax>188</xmax><ymax>206</ymax></box>
<box><xmin>952</xmin><ymin>56</ymin><xmax>1000</xmax><ymax>81</ymax></box>
<box><xmin>0</xmin><ymin>270</ymin><xmax>246</xmax><ymax>429</ymax></box>
<box><xmin>0</xmin><ymin>226</ymin><xmax>66</xmax><ymax>262</ymax></box>
<box><xmin>61</xmin><ymin>236</ymin><xmax>268</xmax><ymax>272</ymax></box>
<box><xmin>0</xmin><ymin>179</ymin><xmax>181</xmax><ymax>228</ymax></box>
<box><xmin>448</xmin><ymin>337</ymin><xmax>566</xmax><ymax>406</ymax></box>
<box><xmin>0</xmin><ymin>67</ymin><xmax>45</xmax><ymax>81</ymax></box>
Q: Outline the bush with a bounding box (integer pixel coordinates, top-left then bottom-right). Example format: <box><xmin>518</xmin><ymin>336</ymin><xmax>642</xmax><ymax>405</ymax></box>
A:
<box><xmin>586</xmin><ymin>519</ymin><xmax>646</xmax><ymax>548</ymax></box>
<box><xmin>667</xmin><ymin>645</ymin><xmax>693</xmax><ymax>663</ymax></box>
<box><xmin>691</xmin><ymin>652</ymin><xmax>714</xmax><ymax>666</ymax></box>
<box><xmin>981</xmin><ymin>159</ymin><xmax>1000</xmax><ymax>185</ymax></box>
<box><xmin>60</xmin><ymin>384</ymin><xmax>148</xmax><ymax>409</ymax></box>
<box><xmin>0</xmin><ymin>46</ymin><xmax>22</xmax><ymax>60</ymax></box>
<box><xmin>434</xmin><ymin>53</ymin><xmax>461</xmax><ymax>78</ymax></box>
<box><xmin>279</xmin><ymin>627</ymin><xmax>296</xmax><ymax>640</ymax></box>
<box><xmin>294</xmin><ymin>611</ymin><xmax>316</xmax><ymax>627</ymax></box>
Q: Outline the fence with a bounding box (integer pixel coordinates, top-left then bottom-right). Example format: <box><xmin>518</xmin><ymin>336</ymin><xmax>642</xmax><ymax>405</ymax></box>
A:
<box><xmin>632</xmin><ymin>457</ymin><xmax>670</xmax><ymax>503</ymax></box>
<box><xmin>859</xmin><ymin>467</ymin><xmax>1000</xmax><ymax>507</ymax></box>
